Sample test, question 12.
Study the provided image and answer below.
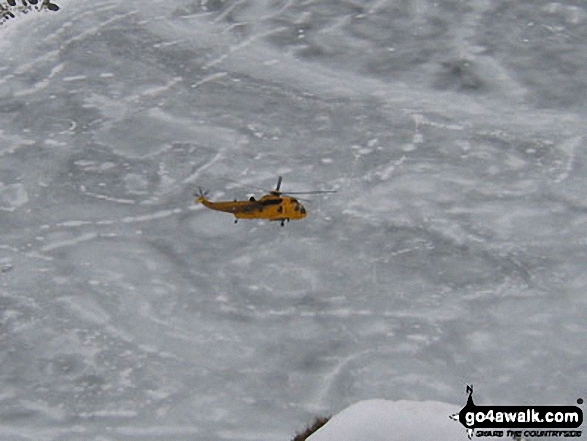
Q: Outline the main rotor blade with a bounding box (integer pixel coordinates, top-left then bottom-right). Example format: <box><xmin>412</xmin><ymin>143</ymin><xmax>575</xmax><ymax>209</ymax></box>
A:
<box><xmin>213</xmin><ymin>176</ymin><xmax>336</xmax><ymax>196</ymax></box>
<box><xmin>284</xmin><ymin>190</ymin><xmax>338</xmax><ymax>195</ymax></box>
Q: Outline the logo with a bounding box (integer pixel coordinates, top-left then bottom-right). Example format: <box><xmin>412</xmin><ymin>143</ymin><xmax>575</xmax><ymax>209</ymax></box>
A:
<box><xmin>1</xmin><ymin>0</ymin><xmax>60</xmax><ymax>27</ymax></box>
<box><xmin>450</xmin><ymin>385</ymin><xmax>583</xmax><ymax>439</ymax></box>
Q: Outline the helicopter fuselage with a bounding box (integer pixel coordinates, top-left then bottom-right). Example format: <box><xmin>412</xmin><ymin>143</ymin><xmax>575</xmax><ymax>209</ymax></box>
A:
<box><xmin>197</xmin><ymin>193</ymin><xmax>307</xmax><ymax>223</ymax></box>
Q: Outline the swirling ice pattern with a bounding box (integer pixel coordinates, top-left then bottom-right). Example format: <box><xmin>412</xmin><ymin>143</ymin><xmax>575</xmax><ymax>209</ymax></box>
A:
<box><xmin>0</xmin><ymin>0</ymin><xmax>586</xmax><ymax>440</ymax></box>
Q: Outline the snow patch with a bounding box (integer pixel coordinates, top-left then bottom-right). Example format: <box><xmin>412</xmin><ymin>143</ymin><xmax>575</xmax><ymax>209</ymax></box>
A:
<box><xmin>308</xmin><ymin>399</ymin><xmax>503</xmax><ymax>441</ymax></box>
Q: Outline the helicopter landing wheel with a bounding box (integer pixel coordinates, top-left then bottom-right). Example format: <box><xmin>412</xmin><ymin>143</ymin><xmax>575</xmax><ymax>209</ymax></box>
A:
<box><xmin>234</xmin><ymin>219</ymin><xmax>238</xmax><ymax>224</ymax></box>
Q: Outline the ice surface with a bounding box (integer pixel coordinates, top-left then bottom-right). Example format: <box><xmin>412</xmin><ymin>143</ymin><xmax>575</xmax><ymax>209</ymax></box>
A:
<box><xmin>1</xmin><ymin>0</ymin><xmax>586</xmax><ymax>440</ymax></box>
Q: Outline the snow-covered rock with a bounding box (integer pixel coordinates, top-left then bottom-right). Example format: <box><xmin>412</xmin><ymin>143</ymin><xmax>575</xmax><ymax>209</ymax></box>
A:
<box><xmin>308</xmin><ymin>399</ymin><xmax>506</xmax><ymax>441</ymax></box>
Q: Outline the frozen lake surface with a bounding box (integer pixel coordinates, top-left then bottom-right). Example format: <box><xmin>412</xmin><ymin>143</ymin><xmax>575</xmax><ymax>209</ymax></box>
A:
<box><xmin>1</xmin><ymin>0</ymin><xmax>586</xmax><ymax>439</ymax></box>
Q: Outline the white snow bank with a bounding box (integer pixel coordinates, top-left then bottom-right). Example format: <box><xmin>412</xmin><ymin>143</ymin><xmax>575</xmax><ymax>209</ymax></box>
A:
<box><xmin>307</xmin><ymin>399</ymin><xmax>507</xmax><ymax>441</ymax></box>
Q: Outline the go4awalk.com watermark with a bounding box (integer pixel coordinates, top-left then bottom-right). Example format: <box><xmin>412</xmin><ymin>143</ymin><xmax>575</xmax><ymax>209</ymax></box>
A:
<box><xmin>450</xmin><ymin>385</ymin><xmax>584</xmax><ymax>439</ymax></box>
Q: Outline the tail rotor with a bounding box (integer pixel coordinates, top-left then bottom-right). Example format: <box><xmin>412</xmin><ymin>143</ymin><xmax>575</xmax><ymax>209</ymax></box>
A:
<box><xmin>194</xmin><ymin>187</ymin><xmax>209</xmax><ymax>201</ymax></box>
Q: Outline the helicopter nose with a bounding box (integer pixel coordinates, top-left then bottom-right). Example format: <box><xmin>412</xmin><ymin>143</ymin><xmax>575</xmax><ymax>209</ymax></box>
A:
<box><xmin>300</xmin><ymin>205</ymin><xmax>307</xmax><ymax>215</ymax></box>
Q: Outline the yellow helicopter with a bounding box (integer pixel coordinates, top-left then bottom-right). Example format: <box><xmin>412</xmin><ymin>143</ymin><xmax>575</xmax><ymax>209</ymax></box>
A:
<box><xmin>195</xmin><ymin>176</ymin><xmax>336</xmax><ymax>226</ymax></box>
